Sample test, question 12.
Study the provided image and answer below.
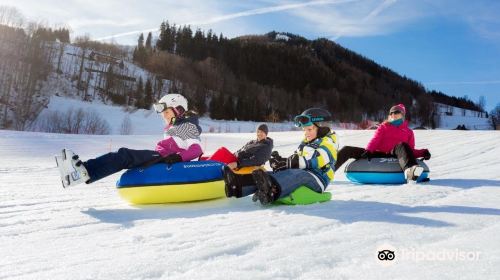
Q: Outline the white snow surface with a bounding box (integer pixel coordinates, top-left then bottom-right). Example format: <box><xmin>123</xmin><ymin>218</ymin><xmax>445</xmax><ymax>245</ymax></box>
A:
<box><xmin>1</xmin><ymin>129</ymin><xmax>500</xmax><ymax>279</ymax></box>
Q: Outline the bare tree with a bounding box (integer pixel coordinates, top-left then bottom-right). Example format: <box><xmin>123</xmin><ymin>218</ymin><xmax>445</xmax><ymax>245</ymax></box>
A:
<box><xmin>119</xmin><ymin>114</ymin><xmax>133</xmax><ymax>135</ymax></box>
<box><xmin>33</xmin><ymin>108</ymin><xmax>110</xmax><ymax>134</ymax></box>
<box><xmin>2</xmin><ymin>19</ymin><xmax>52</xmax><ymax>131</ymax></box>
<box><xmin>0</xmin><ymin>6</ymin><xmax>24</xmax><ymax>28</ymax></box>
<box><xmin>82</xmin><ymin>110</ymin><xmax>111</xmax><ymax>134</ymax></box>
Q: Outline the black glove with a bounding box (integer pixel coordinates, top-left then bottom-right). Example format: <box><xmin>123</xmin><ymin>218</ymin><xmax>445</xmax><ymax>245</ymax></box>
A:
<box><xmin>422</xmin><ymin>149</ymin><xmax>431</xmax><ymax>160</ymax></box>
<box><xmin>236</xmin><ymin>150</ymin><xmax>249</xmax><ymax>159</ymax></box>
<box><xmin>287</xmin><ymin>153</ymin><xmax>300</xmax><ymax>169</ymax></box>
<box><xmin>269</xmin><ymin>152</ymin><xmax>287</xmax><ymax>172</ymax></box>
<box><xmin>271</xmin><ymin>151</ymin><xmax>280</xmax><ymax>158</ymax></box>
<box><xmin>360</xmin><ymin>150</ymin><xmax>372</xmax><ymax>160</ymax></box>
<box><xmin>163</xmin><ymin>153</ymin><xmax>182</xmax><ymax>164</ymax></box>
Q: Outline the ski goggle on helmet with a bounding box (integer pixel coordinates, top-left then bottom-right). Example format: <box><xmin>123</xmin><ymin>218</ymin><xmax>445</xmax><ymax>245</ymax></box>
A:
<box><xmin>153</xmin><ymin>103</ymin><xmax>169</xmax><ymax>113</ymax></box>
<box><xmin>153</xmin><ymin>94</ymin><xmax>188</xmax><ymax>114</ymax></box>
<box><xmin>293</xmin><ymin>108</ymin><xmax>333</xmax><ymax>128</ymax></box>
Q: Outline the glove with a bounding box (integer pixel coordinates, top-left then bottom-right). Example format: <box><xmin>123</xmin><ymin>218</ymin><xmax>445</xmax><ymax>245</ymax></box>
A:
<box><xmin>270</xmin><ymin>151</ymin><xmax>280</xmax><ymax>158</ymax></box>
<box><xmin>360</xmin><ymin>150</ymin><xmax>372</xmax><ymax>160</ymax></box>
<box><xmin>422</xmin><ymin>149</ymin><xmax>431</xmax><ymax>160</ymax></box>
<box><xmin>162</xmin><ymin>153</ymin><xmax>182</xmax><ymax>164</ymax></box>
<box><xmin>236</xmin><ymin>150</ymin><xmax>249</xmax><ymax>159</ymax></box>
<box><xmin>287</xmin><ymin>153</ymin><xmax>300</xmax><ymax>169</ymax></box>
<box><xmin>269</xmin><ymin>151</ymin><xmax>287</xmax><ymax>172</ymax></box>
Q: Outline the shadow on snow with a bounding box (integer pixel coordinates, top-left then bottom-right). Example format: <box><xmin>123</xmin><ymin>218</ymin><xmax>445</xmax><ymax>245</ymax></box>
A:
<box><xmin>82</xmin><ymin>196</ymin><xmax>500</xmax><ymax>228</ymax></box>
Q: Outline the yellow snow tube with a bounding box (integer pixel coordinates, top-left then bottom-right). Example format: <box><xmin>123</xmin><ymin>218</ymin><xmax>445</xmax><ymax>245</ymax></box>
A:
<box><xmin>233</xmin><ymin>166</ymin><xmax>266</xmax><ymax>175</ymax></box>
<box><xmin>116</xmin><ymin>161</ymin><xmax>227</xmax><ymax>204</ymax></box>
<box><xmin>117</xmin><ymin>180</ymin><xmax>225</xmax><ymax>204</ymax></box>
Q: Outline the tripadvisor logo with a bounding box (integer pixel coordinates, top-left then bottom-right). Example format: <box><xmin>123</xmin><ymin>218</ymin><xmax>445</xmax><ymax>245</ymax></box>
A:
<box><xmin>376</xmin><ymin>244</ymin><xmax>481</xmax><ymax>266</ymax></box>
<box><xmin>376</xmin><ymin>244</ymin><xmax>397</xmax><ymax>267</ymax></box>
<box><xmin>378</xmin><ymin>249</ymin><xmax>395</xmax><ymax>261</ymax></box>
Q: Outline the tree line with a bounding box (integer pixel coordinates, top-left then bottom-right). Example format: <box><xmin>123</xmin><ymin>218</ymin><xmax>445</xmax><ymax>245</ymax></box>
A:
<box><xmin>134</xmin><ymin>22</ymin><xmax>484</xmax><ymax>127</ymax></box>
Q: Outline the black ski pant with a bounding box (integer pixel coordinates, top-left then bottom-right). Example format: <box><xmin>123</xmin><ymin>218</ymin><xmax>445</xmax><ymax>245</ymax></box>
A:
<box><xmin>228</xmin><ymin>173</ymin><xmax>258</xmax><ymax>198</ymax></box>
<box><xmin>83</xmin><ymin>148</ymin><xmax>162</xmax><ymax>183</ymax></box>
<box><xmin>334</xmin><ymin>143</ymin><xmax>417</xmax><ymax>171</ymax></box>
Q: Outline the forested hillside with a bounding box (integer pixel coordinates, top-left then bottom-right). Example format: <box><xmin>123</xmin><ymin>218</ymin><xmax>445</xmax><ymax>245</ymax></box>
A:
<box><xmin>134</xmin><ymin>23</ymin><xmax>483</xmax><ymax>125</ymax></box>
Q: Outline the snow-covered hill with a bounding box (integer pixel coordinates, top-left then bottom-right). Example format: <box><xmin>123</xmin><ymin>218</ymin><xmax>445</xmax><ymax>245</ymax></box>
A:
<box><xmin>1</xmin><ymin>129</ymin><xmax>499</xmax><ymax>279</ymax></box>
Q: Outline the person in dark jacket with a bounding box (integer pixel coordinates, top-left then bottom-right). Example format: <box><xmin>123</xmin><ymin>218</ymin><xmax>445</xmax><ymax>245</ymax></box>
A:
<box><xmin>206</xmin><ymin>124</ymin><xmax>273</xmax><ymax>168</ymax></box>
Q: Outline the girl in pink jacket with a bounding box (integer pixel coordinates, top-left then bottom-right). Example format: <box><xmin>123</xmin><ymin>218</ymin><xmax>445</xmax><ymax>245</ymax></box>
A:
<box><xmin>334</xmin><ymin>104</ymin><xmax>430</xmax><ymax>182</ymax></box>
<box><xmin>56</xmin><ymin>94</ymin><xmax>203</xmax><ymax>188</ymax></box>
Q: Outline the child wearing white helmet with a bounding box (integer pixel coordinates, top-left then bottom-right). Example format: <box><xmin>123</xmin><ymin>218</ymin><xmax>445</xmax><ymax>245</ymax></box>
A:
<box><xmin>55</xmin><ymin>93</ymin><xmax>203</xmax><ymax>188</ymax></box>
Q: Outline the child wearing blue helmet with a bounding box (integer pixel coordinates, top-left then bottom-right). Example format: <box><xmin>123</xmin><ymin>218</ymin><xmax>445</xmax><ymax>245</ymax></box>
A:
<box><xmin>224</xmin><ymin>108</ymin><xmax>338</xmax><ymax>205</ymax></box>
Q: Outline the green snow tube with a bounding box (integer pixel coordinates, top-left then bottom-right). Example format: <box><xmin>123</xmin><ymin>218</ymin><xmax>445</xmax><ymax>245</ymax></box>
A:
<box><xmin>273</xmin><ymin>186</ymin><xmax>332</xmax><ymax>205</ymax></box>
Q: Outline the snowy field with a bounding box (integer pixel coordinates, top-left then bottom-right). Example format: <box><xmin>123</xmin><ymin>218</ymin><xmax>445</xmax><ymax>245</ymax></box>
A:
<box><xmin>1</xmin><ymin>129</ymin><xmax>500</xmax><ymax>279</ymax></box>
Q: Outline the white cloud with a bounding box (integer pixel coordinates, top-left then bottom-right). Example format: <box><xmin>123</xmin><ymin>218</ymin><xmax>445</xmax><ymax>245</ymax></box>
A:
<box><xmin>1</xmin><ymin>0</ymin><xmax>226</xmax><ymax>43</ymax></box>
<box><xmin>288</xmin><ymin>0</ymin><xmax>430</xmax><ymax>40</ymax></box>
<box><xmin>69</xmin><ymin>18</ymin><xmax>144</xmax><ymax>29</ymax></box>
<box><xmin>3</xmin><ymin>0</ymin><xmax>500</xmax><ymax>45</ymax></box>
<box><xmin>95</xmin><ymin>0</ymin><xmax>362</xmax><ymax>41</ymax></box>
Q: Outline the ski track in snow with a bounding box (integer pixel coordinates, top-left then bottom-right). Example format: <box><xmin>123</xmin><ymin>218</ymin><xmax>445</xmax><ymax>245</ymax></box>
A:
<box><xmin>1</xmin><ymin>130</ymin><xmax>500</xmax><ymax>279</ymax></box>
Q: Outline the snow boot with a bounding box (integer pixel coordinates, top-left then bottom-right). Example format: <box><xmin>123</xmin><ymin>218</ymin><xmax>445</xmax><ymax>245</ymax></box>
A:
<box><xmin>405</xmin><ymin>165</ymin><xmax>424</xmax><ymax>183</ymax></box>
<box><xmin>55</xmin><ymin>149</ymin><xmax>90</xmax><ymax>188</ymax></box>
<box><xmin>251</xmin><ymin>169</ymin><xmax>278</xmax><ymax>205</ymax></box>
<box><xmin>223</xmin><ymin>165</ymin><xmax>241</xmax><ymax>198</ymax></box>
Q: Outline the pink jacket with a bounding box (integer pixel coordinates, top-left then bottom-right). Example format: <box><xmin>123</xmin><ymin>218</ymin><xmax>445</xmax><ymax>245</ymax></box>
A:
<box><xmin>155</xmin><ymin>116</ymin><xmax>203</xmax><ymax>161</ymax></box>
<box><xmin>365</xmin><ymin>121</ymin><xmax>426</xmax><ymax>158</ymax></box>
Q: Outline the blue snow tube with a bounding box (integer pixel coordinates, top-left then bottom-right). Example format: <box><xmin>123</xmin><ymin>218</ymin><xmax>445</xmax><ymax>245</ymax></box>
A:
<box><xmin>116</xmin><ymin>161</ymin><xmax>225</xmax><ymax>204</ymax></box>
<box><xmin>345</xmin><ymin>158</ymin><xmax>430</xmax><ymax>184</ymax></box>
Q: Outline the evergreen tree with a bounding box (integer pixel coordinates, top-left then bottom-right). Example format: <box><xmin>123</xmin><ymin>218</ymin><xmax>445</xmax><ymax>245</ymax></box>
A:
<box><xmin>176</xmin><ymin>25</ymin><xmax>193</xmax><ymax>57</ymax></box>
<box><xmin>209</xmin><ymin>93</ymin><xmax>224</xmax><ymax>120</ymax></box>
<box><xmin>144</xmin><ymin>78</ymin><xmax>153</xmax><ymax>109</ymax></box>
<box><xmin>224</xmin><ymin>95</ymin><xmax>235</xmax><ymax>120</ymax></box>
<box><xmin>194</xmin><ymin>87</ymin><xmax>207</xmax><ymax>115</ymax></box>
<box><xmin>235</xmin><ymin>97</ymin><xmax>246</xmax><ymax>120</ymax></box>
<box><xmin>134</xmin><ymin>77</ymin><xmax>144</xmax><ymax>108</ymax></box>
<box><xmin>145</xmin><ymin>32</ymin><xmax>153</xmax><ymax>52</ymax></box>
<box><xmin>156</xmin><ymin>21</ymin><xmax>167</xmax><ymax>50</ymax></box>
<box><xmin>167</xmin><ymin>23</ymin><xmax>176</xmax><ymax>53</ymax></box>
<box><xmin>193</xmin><ymin>28</ymin><xmax>205</xmax><ymax>60</ymax></box>
<box><xmin>134</xmin><ymin>33</ymin><xmax>147</xmax><ymax>65</ymax></box>
<box><xmin>138</xmin><ymin>33</ymin><xmax>144</xmax><ymax>48</ymax></box>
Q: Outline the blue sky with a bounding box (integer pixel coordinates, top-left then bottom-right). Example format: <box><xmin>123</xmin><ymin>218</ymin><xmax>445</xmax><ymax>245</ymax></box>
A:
<box><xmin>3</xmin><ymin>0</ymin><xmax>499</xmax><ymax>111</ymax></box>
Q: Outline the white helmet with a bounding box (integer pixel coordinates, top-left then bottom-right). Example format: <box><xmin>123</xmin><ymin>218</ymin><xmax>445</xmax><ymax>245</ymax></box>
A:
<box><xmin>154</xmin><ymin>93</ymin><xmax>188</xmax><ymax>115</ymax></box>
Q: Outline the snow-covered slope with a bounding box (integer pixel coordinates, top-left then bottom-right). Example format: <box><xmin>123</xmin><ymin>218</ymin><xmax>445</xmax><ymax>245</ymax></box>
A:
<box><xmin>1</xmin><ymin>130</ymin><xmax>500</xmax><ymax>279</ymax></box>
